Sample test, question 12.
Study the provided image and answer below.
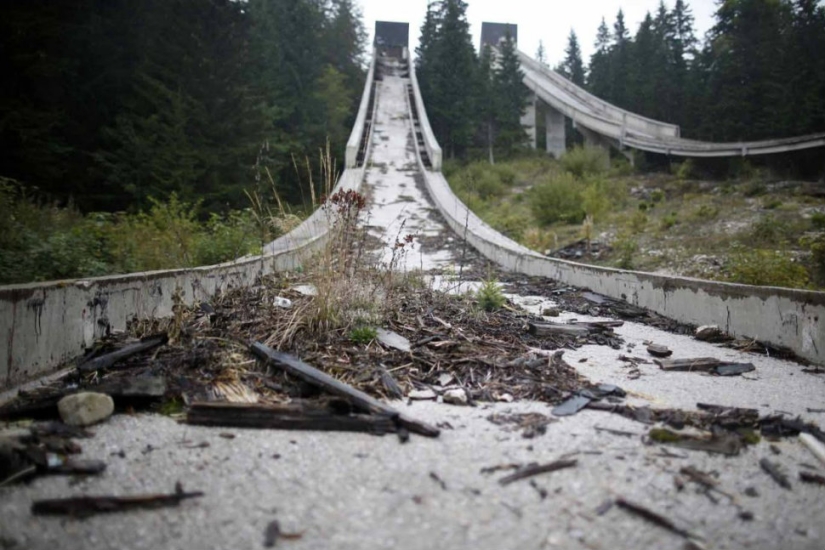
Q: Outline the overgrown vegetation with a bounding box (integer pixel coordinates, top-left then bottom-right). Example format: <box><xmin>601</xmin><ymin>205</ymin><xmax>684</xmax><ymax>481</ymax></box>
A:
<box><xmin>446</xmin><ymin>151</ymin><xmax>825</xmax><ymax>290</ymax></box>
<box><xmin>0</xmin><ymin>178</ymin><xmax>297</xmax><ymax>284</ymax></box>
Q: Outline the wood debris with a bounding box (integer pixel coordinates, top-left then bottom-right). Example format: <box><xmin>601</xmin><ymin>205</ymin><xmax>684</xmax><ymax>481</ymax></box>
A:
<box><xmin>31</xmin><ymin>484</ymin><xmax>204</xmax><ymax>517</ymax></box>
<box><xmin>498</xmin><ymin>459</ymin><xmax>577</xmax><ymax>485</ymax></box>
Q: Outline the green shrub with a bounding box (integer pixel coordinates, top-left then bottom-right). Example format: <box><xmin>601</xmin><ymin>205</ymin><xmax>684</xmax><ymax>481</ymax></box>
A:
<box><xmin>761</xmin><ymin>197</ymin><xmax>782</xmax><ymax>210</ymax></box>
<box><xmin>349</xmin><ymin>325</ymin><xmax>377</xmax><ymax>345</ymax></box>
<box><xmin>628</xmin><ymin>211</ymin><xmax>648</xmax><ymax>234</ymax></box>
<box><xmin>673</xmin><ymin>159</ymin><xmax>695</xmax><ymax>180</ymax></box>
<box><xmin>800</xmin><ymin>232</ymin><xmax>825</xmax><ymax>287</ymax></box>
<box><xmin>650</xmin><ymin>189</ymin><xmax>665</xmax><ymax>203</ymax></box>
<box><xmin>581</xmin><ymin>177</ymin><xmax>611</xmax><ymax>221</ymax></box>
<box><xmin>724</xmin><ymin>247</ymin><xmax>809</xmax><ymax>288</ymax></box>
<box><xmin>613</xmin><ymin>233</ymin><xmax>638</xmax><ymax>269</ymax></box>
<box><xmin>560</xmin><ymin>145</ymin><xmax>609</xmax><ymax>179</ymax></box>
<box><xmin>692</xmin><ymin>203</ymin><xmax>719</xmax><ymax>220</ymax></box>
<box><xmin>749</xmin><ymin>215</ymin><xmax>791</xmax><ymax>245</ymax></box>
<box><xmin>660</xmin><ymin>212</ymin><xmax>679</xmax><ymax>230</ymax></box>
<box><xmin>476</xmin><ymin>279</ymin><xmax>506</xmax><ymax>311</ymax></box>
<box><xmin>527</xmin><ymin>172</ymin><xmax>585</xmax><ymax>226</ymax></box>
<box><xmin>742</xmin><ymin>181</ymin><xmax>767</xmax><ymax>197</ymax></box>
<box><xmin>811</xmin><ymin>211</ymin><xmax>825</xmax><ymax>230</ymax></box>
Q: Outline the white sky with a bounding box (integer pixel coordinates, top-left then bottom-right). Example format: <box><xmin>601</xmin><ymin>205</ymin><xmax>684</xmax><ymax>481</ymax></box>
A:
<box><xmin>358</xmin><ymin>0</ymin><xmax>718</xmax><ymax>65</ymax></box>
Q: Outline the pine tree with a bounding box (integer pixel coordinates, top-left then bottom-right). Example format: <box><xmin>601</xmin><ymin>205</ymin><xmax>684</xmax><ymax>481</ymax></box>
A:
<box><xmin>492</xmin><ymin>32</ymin><xmax>530</xmax><ymax>158</ymax></box>
<box><xmin>588</xmin><ymin>18</ymin><xmax>613</xmax><ymax>99</ymax></box>
<box><xmin>536</xmin><ymin>40</ymin><xmax>548</xmax><ymax>67</ymax></box>
<box><xmin>560</xmin><ymin>30</ymin><xmax>586</xmax><ymax>86</ymax></box>
<box><xmin>477</xmin><ymin>44</ymin><xmax>497</xmax><ymax>163</ymax></box>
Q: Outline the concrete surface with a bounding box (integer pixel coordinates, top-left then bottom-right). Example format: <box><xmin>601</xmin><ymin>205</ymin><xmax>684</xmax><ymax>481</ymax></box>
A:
<box><xmin>362</xmin><ymin>61</ymin><xmax>454</xmax><ymax>272</ymax></box>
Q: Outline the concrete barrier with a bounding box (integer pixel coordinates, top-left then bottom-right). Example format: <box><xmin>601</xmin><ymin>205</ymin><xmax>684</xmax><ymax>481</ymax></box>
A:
<box><xmin>408</xmin><ymin>55</ymin><xmax>442</xmax><ymax>171</ymax></box>
<box><xmin>418</xmin><ymin>167</ymin><xmax>825</xmax><ymax>365</ymax></box>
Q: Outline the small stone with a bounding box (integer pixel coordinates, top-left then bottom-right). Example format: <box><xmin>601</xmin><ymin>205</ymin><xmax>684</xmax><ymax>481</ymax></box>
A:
<box><xmin>695</xmin><ymin>325</ymin><xmax>726</xmax><ymax>342</ymax></box>
<box><xmin>376</xmin><ymin>328</ymin><xmax>411</xmax><ymax>353</ymax></box>
<box><xmin>443</xmin><ymin>389</ymin><xmax>468</xmax><ymax>406</ymax></box>
<box><xmin>57</xmin><ymin>392</ymin><xmax>114</xmax><ymax>427</ymax></box>
<box><xmin>437</xmin><ymin>373</ymin><xmax>454</xmax><ymax>386</ymax></box>
<box><xmin>273</xmin><ymin>297</ymin><xmax>292</xmax><ymax>308</ymax></box>
<box><xmin>408</xmin><ymin>389</ymin><xmax>436</xmax><ymax>400</ymax></box>
<box><xmin>542</xmin><ymin>308</ymin><xmax>561</xmax><ymax>317</ymax></box>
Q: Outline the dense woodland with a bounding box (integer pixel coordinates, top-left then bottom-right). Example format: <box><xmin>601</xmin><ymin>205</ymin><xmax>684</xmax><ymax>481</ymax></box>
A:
<box><xmin>417</xmin><ymin>0</ymin><xmax>825</xmax><ymax>166</ymax></box>
<box><xmin>0</xmin><ymin>0</ymin><xmax>367</xmax><ymax>212</ymax></box>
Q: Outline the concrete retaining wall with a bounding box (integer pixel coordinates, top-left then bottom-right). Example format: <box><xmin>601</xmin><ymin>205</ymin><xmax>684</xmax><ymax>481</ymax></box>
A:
<box><xmin>420</xmin><ymin>168</ymin><xmax>825</xmax><ymax>364</ymax></box>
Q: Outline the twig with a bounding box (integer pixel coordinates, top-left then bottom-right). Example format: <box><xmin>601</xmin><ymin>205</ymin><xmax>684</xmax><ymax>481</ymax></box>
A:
<box><xmin>615</xmin><ymin>497</ymin><xmax>697</xmax><ymax>539</ymax></box>
<box><xmin>498</xmin><ymin>459</ymin><xmax>577</xmax><ymax>485</ymax></box>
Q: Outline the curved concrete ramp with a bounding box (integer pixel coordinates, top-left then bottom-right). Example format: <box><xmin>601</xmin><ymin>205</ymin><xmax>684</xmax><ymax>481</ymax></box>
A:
<box><xmin>517</xmin><ymin>49</ymin><xmax>825</xmax><ymax>157</ymax></box>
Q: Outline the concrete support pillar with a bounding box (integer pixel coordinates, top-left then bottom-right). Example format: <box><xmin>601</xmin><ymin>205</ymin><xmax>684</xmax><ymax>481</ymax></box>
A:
<box><xmin>544</xmin><ymin>106</ymin><xmax>566</xmax><ymax>159</ymax></box>
<box><xmin>521</xmin><ymin>93</ymin><xmax>537</xmax><ymax>149</ymax></box>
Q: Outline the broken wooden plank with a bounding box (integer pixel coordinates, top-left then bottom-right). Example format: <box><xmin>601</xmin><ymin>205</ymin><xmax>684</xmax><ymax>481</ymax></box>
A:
<box><xmin>186</xmin><ymin>402</ymin><xmax>396</xmax><ymax>434</ymax></box>
<box><xmin>646</xmin><ymin>344</ymin><xmax>672</xmax><ymax>358</ymax></box>
<box><xmin>568</xmin><ymin>320</ymin><xmax>624</xmax><ymax>329</ymax></box>
<box><xmin>498</xmin><ymin>459</ymin><xmax>577</xmax><ymax>485</ymax></box>
<box><xmin>528</xmin><ymin>322</ymin><xmax>592</xmax><ymax>337</ymax></box>
<box><xmin>615</xmin><ymin>497</ymin><xmax>697</xmax><ymax>539</ymax></box>
<box><xmin>760</xmin><ymin>458</ymin><xmax>791</xmax><ymax>489</ymax></box>
<box><xmin>799</xmin><ymin>471</ymin><xmax>825</xmax><ymax>486</ymax></box>
<box><xmin>31</xmin><ymin>485</ymin><xmax>204</xmax><ymax>517</ymax></box>
<box><xmin>77</xmin><ymin>335</ymin><xmax>168</xmax><ymax>374</ymax></box>
<box><xmin>654</xmin><ymin>358</ymin><xmax>721</xmax><ymax>372</ymax></box>
<box><xmin>249</xmin><ymin>343</ymin><xmax>439</xmax><ymax>438</ymax></box>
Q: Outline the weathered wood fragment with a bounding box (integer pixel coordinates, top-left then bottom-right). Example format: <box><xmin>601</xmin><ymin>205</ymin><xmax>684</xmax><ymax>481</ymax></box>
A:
<box><xmin>249</xmin><ymin>343</ymin><xmax>439</xmax><ymax>438</ymax></box>
<box><xmin>186</xmin><ymin>402</ymin><xmax>396</xmax><ymax>434</ymax></box>
<box><xmin>799</xmin><ymin>471</ymin><xmax>825</xmax><ymax>486</ymax></box>
<box><xmin>77</xmin><ymin>335</ymin><xmax>168</xmax><ymax>374</ymax></box>
<box><xmin>31</xmin><ymin>486</ymin><xmax>204</xmax><ymax>516</ymax></box>
<box><xmin>760</xmin><ymin>458</ymin><xmax>792</xmax><ymax>489</ymax></box>
<box><xmin>528</xmin><ymin>322</ymin><xmax>592</xmax><ymax>337</ymax></box>
<box><xmin>615</xmin><ymin>497</ymin><xmax>697</xmax><ymax>539</ymax></box>
<box><xmin>654</xmin><ymin>357</ymin><xmax>721</xmax><ymax>371</ymax></box>
<box><xmin>646</xmin><ymin>344</ymin><xmax>672</xmax><ymax>358</ymax></box>
<box><xmin>498</xmin><ymin>459</ymin><xmax>577</xmax><ymax>485</ymax></box>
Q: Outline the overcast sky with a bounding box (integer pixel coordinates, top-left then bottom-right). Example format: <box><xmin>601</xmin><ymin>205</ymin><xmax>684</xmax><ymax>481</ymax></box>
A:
<box><xmin>358</xmin><ymin>0</ymin><xmax>718</xmax><ymax>65</ymax></box>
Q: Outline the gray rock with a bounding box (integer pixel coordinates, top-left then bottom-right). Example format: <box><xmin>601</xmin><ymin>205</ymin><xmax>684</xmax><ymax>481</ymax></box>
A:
<box><xmin>443</xmin><ymin>389</ymin><xmax>468</xmax><ymax>406</ymax></box>
<box><xmin>408</xmin><ymin>389</ymin><xmax>436</xmax><ymax>400</ymax></box>
<box><xmin>376</xmin><ymin>328</ymin><xmax>411</xmax><ymax>353</ymax></box>
<box><xmin>57</xmin><ymin>392</ymin><xmax>114</xmax><ymax>427</ymax></box>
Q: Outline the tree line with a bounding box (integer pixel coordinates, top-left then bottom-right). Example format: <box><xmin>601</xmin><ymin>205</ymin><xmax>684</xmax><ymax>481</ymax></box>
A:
<box><xmin>0</xmin><ymin>0</ymin><xmax>366</xmax><ymax>213</ymax></box>
<box><xmin>415</xmin><ymin>0</ymin><xmax>530</xmax><ymax>162</ymax></box>
<box><xmin>557</xmin><ymin>0</ymin><xmax>825</xmax><ymax>143</ymax></box>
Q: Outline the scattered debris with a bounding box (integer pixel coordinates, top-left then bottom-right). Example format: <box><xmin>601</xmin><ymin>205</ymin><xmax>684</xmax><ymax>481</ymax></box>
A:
<box><xmin>443</xmin><ymin>389</ymin><xmax>468</xmax><ymax>406</ymax></box>
<box><xmin>429</xmin><ymin>471</ymin><xmax>447</xmax><ymax>490</ymax></box>
<box><xmin>487</xmin><ymin>413</ymin><xmax>554</xmax><ymax>438</ymax></box>
<box><xmin>594</xmin><ymin>426</ymin><xmax>638</xmax><ymax>438</ymax></box>
<box><xmin>249</xmin><ymin>343</ymin><xmax>439</xmax><ymax>438</ymax></box>
<box><xmin>263</xmin><ymin>519</ymin><xmax>303</xmax><ymax>547</ymax></box>
<box><xmin>498</xmin><ymin>459</ymin><xmax>577</xmax><ymax>486</ymax></box>
<box><xmin>186</xmin><ymin>402</ymin><xmax>396</xmax><ymax>434</ymax></box>
<box><xmin>694</xmin><ymin>325</ymin><xmax>728</xmax><ymax>343</ymax></box>
<box><xmin>57</xmin><ymin>393</ymin><xmax>114</xmax><ymax>427</ymax></box>
<box><xmin>615</xmin><ymin>497</ymin><xmax>697</xmax><ymax>540</ymax></box>
<box><xmin>31</xmin><ymin>484</ymin><xmax>204</xmax><ymax>517</ymax></box>
<box><xmin>799</xmin><ymin>471</ymin><xmax>825</xmax><ymax>486</ymax></box>
<box><xmin>528</xmin><ymin>479</ymin><xmax>548</xmax><ymax>499</ymax></box>
<box><xmin>646</xmin><ymin>344</ymin><xmax>672</xmax><ymax>358</ymax></box>
<box><xmin>408</xmin><ymin>389</ymin><xmax>437</xmax><ymax>401</ymax></box>
<box><xmin>595</xmin><ymin>499</ymin><xmax>614</xmax><ymax>516</ymax></box>
<box><xmin>648</xmin><ymin>428</ymin><xmax>743</xmax><ymax>456</ymax></box>
<box><xmin>654</xmin><ymin>358</ymin><xmax>755</xmax><ymax>376</ymax></box>
<box><xmin>375</xmin><ymin>328</ymin><xmax>411</xmax><ymax>353</ymax></box>
<box><xmin>799</xmin><ymin>433</ymin><xmax>825</xmax><ymax>466</ymax></box>
<box><xmin>759</xmin><ymin>458</ymin><xmax>792</xmax><ymax>489</ymax></box>
<box><xmin>552</xmin><ymin>395</ymin><xmax>591</xmax><ymax>417</ymax></box>
<box><xmin>77</xmin><ymin>335</ymin><xmax>167</xmax><ymax>374</ymax></box>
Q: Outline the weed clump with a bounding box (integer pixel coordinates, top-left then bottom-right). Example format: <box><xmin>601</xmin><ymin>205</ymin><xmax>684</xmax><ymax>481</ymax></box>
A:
<box><xmin>349</xmin><ymin>325</ymin><xmax>377</xmax><ymax>345</ymax></box>
<box><xmin>724</xmin><ymin>246</ymin><xmax>809</xmax><ymax>288</ymax></box>
<box><xmin>476</xmin><ymin>279</ymin><xmax>506</xmax><ymax>312</ymax></box>
<box><xmin>528</xmin><ymin>172</ymin><xmax>585</xmax><ymax>225</ymax></box>
<box><xmin>560</xmin><ymin>145</ymin><xmax>609</xmax><ymax>178</ymax></box>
